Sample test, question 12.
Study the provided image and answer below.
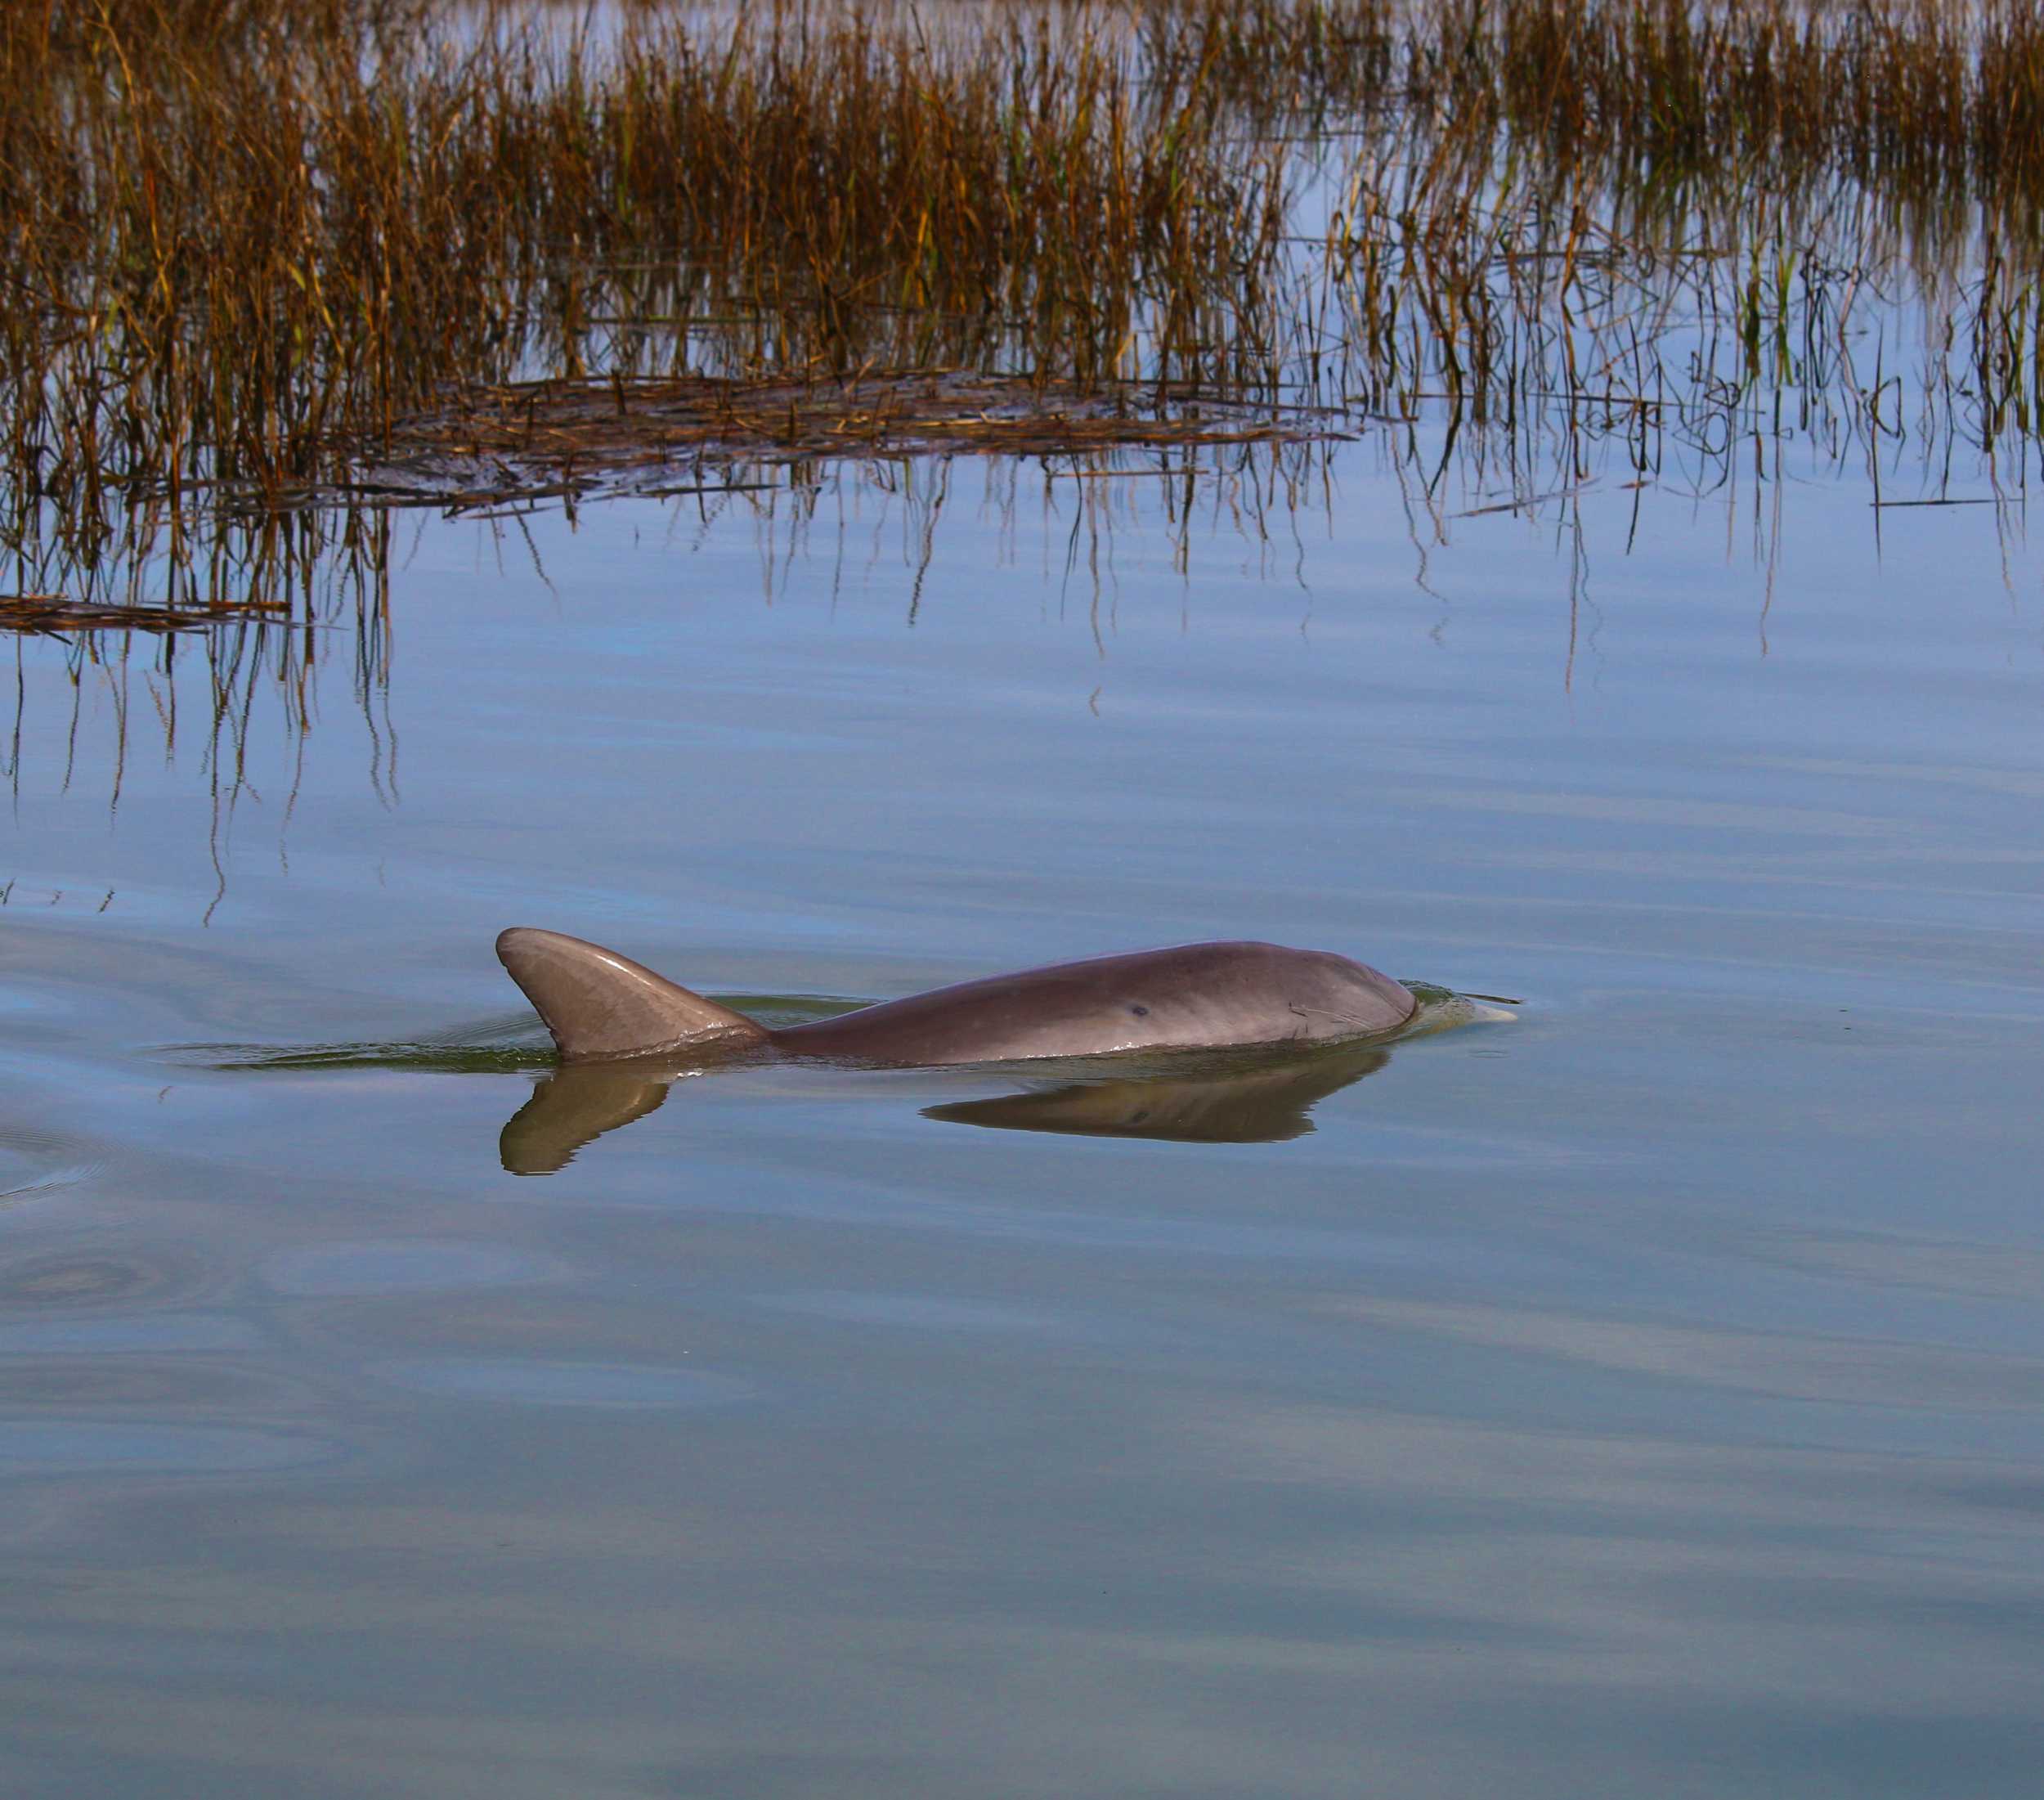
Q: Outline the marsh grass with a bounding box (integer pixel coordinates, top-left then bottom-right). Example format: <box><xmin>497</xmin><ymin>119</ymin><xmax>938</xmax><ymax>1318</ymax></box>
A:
<box><xmin>7</xmin><ymin>0</ymin><xmax>2044</xmax><ymax>619</ymax></box>
<box><xmin>20</xmin><ymin>0</ymin><xmax>2044</xmax><ymax>898</ymax></box>
<box><xmin>0</xmin><ymin>0</ymin><xmax>1298</xmax><ymax>532</ymax></box>
<box><xmin>20</xmin><ymin>0</ymin><xmax>2044</xmax><ymax>838</ymax></box>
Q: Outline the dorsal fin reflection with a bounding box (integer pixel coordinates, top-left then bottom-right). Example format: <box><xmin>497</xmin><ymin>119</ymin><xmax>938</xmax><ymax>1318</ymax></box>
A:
<box><xmin>499</xmin><ymin>1065</ymin><xmax>679</xmax><ymax>1176</ymax></box>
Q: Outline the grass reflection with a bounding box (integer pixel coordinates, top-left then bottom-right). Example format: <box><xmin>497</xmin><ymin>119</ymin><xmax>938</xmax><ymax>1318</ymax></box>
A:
<box><xmin>2</xmin><ymin>505</ymin><xmax>395</xmax><ymax>913</ymax></box>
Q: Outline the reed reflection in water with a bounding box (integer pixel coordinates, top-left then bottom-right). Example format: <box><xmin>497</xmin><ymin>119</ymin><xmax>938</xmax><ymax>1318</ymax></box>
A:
<box><xmin>3</xmin><ymin>505</ymin><xmax>396</xmax><ymax>846</ymax></box>
<box><xmin>0</xmin><ymin>339</ymin><xmax>2016</xmax><ymax>903</ymax></box>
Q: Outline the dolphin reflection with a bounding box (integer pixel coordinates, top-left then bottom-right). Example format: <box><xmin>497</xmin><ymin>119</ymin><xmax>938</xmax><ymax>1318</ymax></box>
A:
<box><xmin>921</xmin><ymin>1044</ymin><xmax>1392</xmax><ymax>1143</ymax></box>
<box><xmin>500</xmin><ymin>1063</ymin><xmax>679</xmax><ymax>1175</ymax></box>
<box><xmin>498</xmin><ymin>1040</ymin><xmax>1402</xmax><ymax>1173</ymax></box>
<box><xmin>173</xmin><ymin>942</ymin><xmax>1512</xmax><ymax>1173</ymax></box>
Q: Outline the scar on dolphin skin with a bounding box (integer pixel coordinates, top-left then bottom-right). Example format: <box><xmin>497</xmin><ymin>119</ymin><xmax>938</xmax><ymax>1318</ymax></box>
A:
<box><xmin>494</xmin><ymin>929</ymin><xmax>1516</xmax><ymax>1173</ymax></box>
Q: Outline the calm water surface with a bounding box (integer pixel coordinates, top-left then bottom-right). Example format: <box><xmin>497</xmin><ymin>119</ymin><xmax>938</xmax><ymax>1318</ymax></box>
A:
<box><xmin>2</xmin><ymin>442</ymin><xmax>2040</xmax><ymax>1798</ymax></box>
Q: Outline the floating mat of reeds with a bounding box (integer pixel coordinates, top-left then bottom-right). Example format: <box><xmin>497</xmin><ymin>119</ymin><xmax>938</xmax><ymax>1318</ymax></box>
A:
<box><xmin>0</xmin><ymin>594</ymin><xmax>289</xmax><ymax>637</ymax></box>
<box><xmin>351</xmin><ymin>373</ymin><xmax>1349</xmax><ymax>506</ymax></box>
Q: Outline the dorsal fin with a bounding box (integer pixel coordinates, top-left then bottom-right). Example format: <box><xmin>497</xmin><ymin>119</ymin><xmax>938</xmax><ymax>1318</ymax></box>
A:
<box><xmin>495</xmin><ymin>928</ymin><xmax>769</xmax><ymax>1062</ymax></box>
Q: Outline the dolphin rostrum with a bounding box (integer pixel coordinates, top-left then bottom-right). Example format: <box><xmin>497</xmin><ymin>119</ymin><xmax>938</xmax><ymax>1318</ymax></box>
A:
<box><xmin>495</xmin><ymin>928</ymin><xmax>1430</xmax><ymax>1067</ymax></box>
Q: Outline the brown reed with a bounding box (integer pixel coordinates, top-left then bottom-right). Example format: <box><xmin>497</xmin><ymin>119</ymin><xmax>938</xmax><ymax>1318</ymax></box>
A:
<box><xmin>0</xmin><ymin>0</ymin><xmax>1297</xmax><ymax>536</ymax></box>
<box><xmin>6</xmin><ymin>0</ymin><xmax>2044</xmax><ymax>570</ymax></box>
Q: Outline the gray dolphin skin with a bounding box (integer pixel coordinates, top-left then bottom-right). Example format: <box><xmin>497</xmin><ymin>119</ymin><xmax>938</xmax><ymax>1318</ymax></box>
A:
<box><xmin>496</xmin><ymin>927</ymin><xmax>1422</xmax><ymax>1066</ymax></box>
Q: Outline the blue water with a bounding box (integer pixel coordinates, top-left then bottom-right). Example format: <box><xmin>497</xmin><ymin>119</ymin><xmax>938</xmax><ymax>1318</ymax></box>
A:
<box><xmin>1</xmin><ymin>438</ymin><xmax>2040</xmax><ymax>1797</ymax></box>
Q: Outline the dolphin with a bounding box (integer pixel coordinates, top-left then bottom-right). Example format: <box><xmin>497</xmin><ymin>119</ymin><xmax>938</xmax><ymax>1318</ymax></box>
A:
<box><xmin>495</xmin><ymin>927</ymin><xmax>1436</xmax><ymax>1066</ymax></box>
<box><xmin>491</xmin><ymin>928</ymin><xmax>1513</xmax><ymax>1174</ymax></box>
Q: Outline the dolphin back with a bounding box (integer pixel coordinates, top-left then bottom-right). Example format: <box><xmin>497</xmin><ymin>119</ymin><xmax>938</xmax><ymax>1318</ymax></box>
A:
<box><xmin>772</xmin><ymin>941</ymin><xmax>1416</xmax><ymax>1065</ymax></box>
<box><xmin>496</xmin><ymin>928</ymin><xmax>770</xmax><ymax>1061</ymax></box>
